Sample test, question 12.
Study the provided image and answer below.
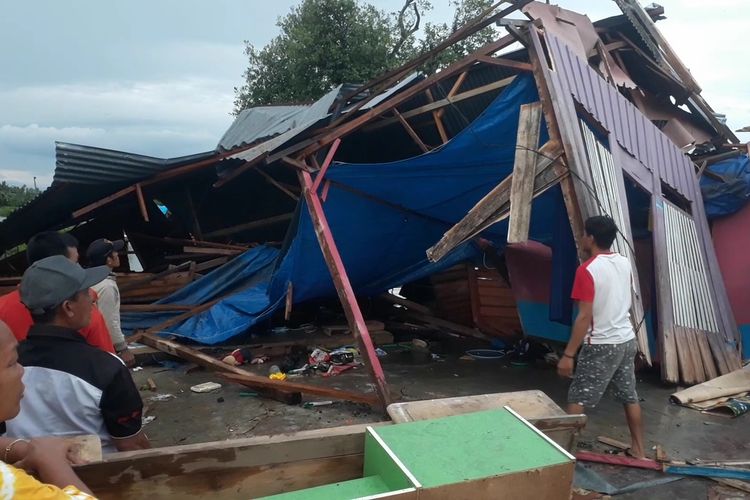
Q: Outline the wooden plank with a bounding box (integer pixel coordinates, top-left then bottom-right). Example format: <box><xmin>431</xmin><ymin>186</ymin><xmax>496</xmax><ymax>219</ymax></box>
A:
<box><xmin>393</xmin><ymin>108</ymin><xmax>430</xmax><ymax>153</ymax></box>
<box><xmin>380</xmin><ymin>293</ymin><xmax>433</xmax><ymax>315</ymax></box>
<box><xmin>135</xmin><ymin>183</ymin><xmax>150</xmax><ymax>222</ymax></box>
<box><xmin>193</xmin><ymin>257</ymin><xmax>229</xmax><ymax>273</ymax></box>
<box><xmin>298</xmin><ymin>166</ymin><xmax>390</xmax><ymax>410</ymax></box>
<box><xmin>139</xmin><ymin>333</ymin><xmax>301</xmax><ymax>405</ymax></box>
<box><xmin>203</xmin><ymin>213</ymin><xmax>293</xmax><ymax>239</ymax></box>
<box><xmin>182</xmin><ymin>246</ymin><xmax>241</xmax><ymax>256</ymax></box>
<box><xmin>117</xmin><ymin>262</ymin><xmax>193</xmax><ymax>294</ymax></box>
<box><xmin>696</xmin><ymin>329</ymin><xmax>719</xmax><ymax>380</ymax></box>
<box><xmin>476</xmin><ymin>55</ymin><xmax>533</xmax><ymax>72</ymax></box>
<box><xmin>220</xmin><ymin>372</ymin><xmax>379</xmax><ymax>406</ymax></box>
<box><xmin>688</xmin><ymin>328</ymin><xmax>707</xmax><ymax>383</ymax></box>
<box><xmin>576</xmin><ymin>451</ymin><xmax>662</xmax><ymax>471</ymax></box>
<box><xmin>597</xmin><ymin>435</ymin><xmax>630</xmax><ymax>450</ymax></box>
<box><xmin>675</xmin><ymin>327</ymin><xmax>698</xmax><ymax>385</ymax></box>
<box><xmin>527</xmin><ymin>27</ymin><xmax>587</xmax><ymax>255</ymax></box>
<box><xmin>507</xmin><ymin>102</ymin><xmax>543</xmax><ymax>243</ymax></box>
<box><xmin>402</xmin><ymin>311</ymin><xmax>489</xmax><ymax>341</ymax></box>
<box><xmin>427</xmin><ymin>140</ymin><xmax>562</xmax><ymax>262</ymax></box>
<box><xmin>713</xmin><ymin>479</ymin><xmax>750</xmax><ymax>494</ymax></box>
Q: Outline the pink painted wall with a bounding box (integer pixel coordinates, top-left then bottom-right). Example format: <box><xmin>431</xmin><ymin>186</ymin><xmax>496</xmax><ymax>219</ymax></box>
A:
<box><xmin>712</xmin><ymin>202</ymin><xmax>750</xmax><ymax>326</ymax></box>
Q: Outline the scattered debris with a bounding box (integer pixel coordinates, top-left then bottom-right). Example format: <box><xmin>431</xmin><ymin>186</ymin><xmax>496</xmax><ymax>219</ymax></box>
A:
<box><xmin>132</xmin><ymin>366</ymin><xmax>143</xmax><ymax>372</ymax></box>
<box><xmin>142</xmin><ymin>415</ymin><xmax>157</xmax><ymax>425</ymax></box>
<box><xmin>147</xmin><ymin>393</ymin><xmax>175</xmax><ymax>403</ymax></box>
<box><xmin>597</xmin><ymin>435</ymin><xmax>630</xmax><ymax>451</ymax></box>
<box><xmin>190</xmin><ymin>382</ymin><xmax>222</xmax><ymax>393</ymax></box>
<box><xmin>303</xmin><ymin>401</ymin><xmax>334</xmax><ymax>408</ymax></box>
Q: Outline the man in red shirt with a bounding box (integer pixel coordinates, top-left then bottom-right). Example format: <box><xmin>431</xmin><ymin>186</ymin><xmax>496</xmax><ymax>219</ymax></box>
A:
<box><xmin>557</xmin><ymin>216</ymin><xmax>644</xmax><ymax>459</ymax></box>
<box><xmin>0</xmin><ymin>232</ymin><xmax>114</xmax><ymax>354</ymax></box>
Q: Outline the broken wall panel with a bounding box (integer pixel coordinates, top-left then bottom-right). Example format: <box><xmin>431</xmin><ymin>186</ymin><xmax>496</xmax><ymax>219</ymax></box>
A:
<box><xmin>539</xmin><ymin>27</ymin><xmax>741</xmax><ymax>380</ymax></box>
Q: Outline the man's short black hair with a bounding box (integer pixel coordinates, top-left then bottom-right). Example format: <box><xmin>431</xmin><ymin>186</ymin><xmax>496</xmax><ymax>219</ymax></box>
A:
<box><xmin>585</xmin><ymin>215</ymin><xmax>618</xmax><ymax>249</ymax></box>
<box><xmin>26</xmin><ymin>232</ymin><xmax>70</xmax><ymax>265</ymax></box>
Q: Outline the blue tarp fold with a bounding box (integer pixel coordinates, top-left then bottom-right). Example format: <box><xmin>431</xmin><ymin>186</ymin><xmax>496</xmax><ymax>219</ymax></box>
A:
<box><xmin>700</xmin><ymin>154</ymin><xmax>750</xmax><ymax>219</ymax></box>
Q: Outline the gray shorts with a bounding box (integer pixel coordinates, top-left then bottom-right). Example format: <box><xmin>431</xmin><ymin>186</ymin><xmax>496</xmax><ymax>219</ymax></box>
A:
<box><xmin>568</xmin><ymin>338</ymin><xmax>639</xmax><ymax>408</ymax></box>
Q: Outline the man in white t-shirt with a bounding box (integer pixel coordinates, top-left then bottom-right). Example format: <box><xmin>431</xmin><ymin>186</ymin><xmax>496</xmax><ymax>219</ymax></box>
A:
<box><xmin>557</xmin><ymin>215</ymin><xmax>645</xmax><ymax>459</ymax></box>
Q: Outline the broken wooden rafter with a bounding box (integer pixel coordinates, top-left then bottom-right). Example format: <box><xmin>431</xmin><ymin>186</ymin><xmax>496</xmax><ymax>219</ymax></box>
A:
<box><xmin>507</xmin><ymin>101</ymin><xmax>543</xmax><ymax>243</ymax></box>
<box><xmin>220</xmin><ymin>373</ymin><xmax>379</xmax><ymax>407</ymax></box>
<box><xmin>182</xmin><ymin>246</ymin><xmax>241</xmax><ymax>256</ymax></box>
<box><xmin>475</xmin><ymin>55</ymin><xmax>533</xmax><ymax>72</ymax></box>
<box><xmin>117</xmin><ymin>261</ymin><xmax>194</xmax><ymax>294</ymax></box>
<box><xmin>427</xmin><ymin>139</ymin><xmax>563</xmax><ymax>262</ymax></box>
<box><xmin>203</xmin><ymin>213</ymin><xmax>293</xmax><ymax>239</ymax></box>
<box><xmin>393</xmin><ymin>108</ymin><xmax>430</xmax><ymax>153</ymax></box>
<box><xmin>255</xmin><ymin>166</ymin><xmax>300</xmax><ymax>201</ymax></box>
<box><xmin>311</xmin><ymin>139</ymin><xmax>341</xmax><ymax>192</ymax></box>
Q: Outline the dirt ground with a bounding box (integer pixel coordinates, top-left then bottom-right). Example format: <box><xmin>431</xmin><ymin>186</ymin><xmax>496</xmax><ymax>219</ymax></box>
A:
<box><xmin>130</xmin><ymin>340</ymin><xmax>749</xmax><ymax>499</ymax></box>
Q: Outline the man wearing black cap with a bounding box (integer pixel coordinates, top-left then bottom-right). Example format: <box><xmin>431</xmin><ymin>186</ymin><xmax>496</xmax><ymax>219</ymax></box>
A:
<box><xmin>86</xmin><ymin>238</ymin><xmax>134</xmax><ymax>367</ymax></box>
<box><xmin>4</xmin><ymin>256</ymin><xmax>150</xmax><ymax>453</ymax></box>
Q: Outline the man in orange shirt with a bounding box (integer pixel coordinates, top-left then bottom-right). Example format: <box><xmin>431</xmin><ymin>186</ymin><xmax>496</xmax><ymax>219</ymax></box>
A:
<box><xmin>0</xmin><ymin>232</ymin><xmax>115</xmax><ymax>354</ymax></box>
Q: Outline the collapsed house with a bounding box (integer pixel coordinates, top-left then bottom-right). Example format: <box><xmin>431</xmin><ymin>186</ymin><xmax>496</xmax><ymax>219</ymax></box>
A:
<box><xmin>0</xmin><ymin>0</ymin><xmax>745</xmax><ymax>408</ymax></box>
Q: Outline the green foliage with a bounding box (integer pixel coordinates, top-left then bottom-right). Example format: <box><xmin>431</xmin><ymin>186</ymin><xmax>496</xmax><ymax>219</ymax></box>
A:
<box><xmin>233</xmin><ymin>0</ymin><xmax>500</xmax><ymax>113</ymax></box>
<box><xmin>0</xmin><ymin>182</ymin><xmax>40</xmax><ymax>217</ymax></box>
<box><xmin>418</xmin><ymin>0</ymin><xmax>500</xmax><ymax>75</ymax></box>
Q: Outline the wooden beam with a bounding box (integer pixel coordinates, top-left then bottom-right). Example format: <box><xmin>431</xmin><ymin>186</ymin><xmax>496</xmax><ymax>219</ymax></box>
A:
<box><xmin>142</xmin><ymin>292</ymin><xmax>233</xmax><ymax>335</ymax></box>
<box><xmin>139</xmin><ymin>333</ymin><xmax>300</xmax><ymax>405</ymax></box>
<box><xmin>203</xmin><ymin>213</ymin><xmax>293</xmax><ymax>239</ymax></box>
<box><xmin>527</xmin><ymin>26</ymin><xmax>587</xmax><ymax>256</ymax></box>
<box><xmin>393</xmin><ymin>109</ymin><xmax>430</xmax><ymax>153</ymax></box>
<box><xmin>117</xmin><ymin>261</ymin><xmax>194</xmax><ymax>294</ymax></box>
<box><xmin>507</xmin><ymin>102</ymin><xmax>543</xmax><ymax>243</ymax></box>
<box><xmin>72</xmin><ymin>185</ymin><xmax>136</xmax><ymax>219</ymax></box>
<box><xmin>135</xmin><ymin>183</ymin><xmax>150</xmax><ymax>222</ymax></box>
<box><xmin>182</xmin><ymin>246</ymin><xmax>241</xmax><ymax>256</ymax></box>
<box><xmin>436</xmin><ymin>70</ymin><xmax>468</xmax><ymax>120</ymax></box>
<box><xmin>297</xmin><ymin>165</ymin><xmax>390</xmax><ymax>410</ymax></box>
<box><xmin>311</xmin><ymin>139</ymin><xmax>341</xmax><ymax>191</ymax></box>
<box><xmin>220</xmin><ymin>373</ymin><xmax>379</xmax><ymax>406</ymax></box>
<box><xmin>255</xmin><ymin>166</ymin><xmax>300</xmax><ymax>201</ymax></box>
<box><xmin>366</xmin><ymin>76</ymin><xmax>516</xmax><ymax>132</ymax></box>
<box><xmin>120</xmin><ymin>304</ymin><xmax>193</xmax><ymax>312</ymax></box>
<box><xmin>193</xmin><ymin>256</ymin><xmax>229</xmax><ymax>273</ymax></box>
<box><xmin>130</xmin><ymin>234</ymin><xmax>248</xmax><ymax>252</ymax></box>
<box><xmin>476</xmin><ymin>55</ymin><xmax>533</xmax><ymax>72</ymax></box>
<box><xmin>427</xmin><ymin>140</ymin><xmax>562</xmax><ymax>262</ymax></box>
<box><xmin>380</xmin><ymin>292</ymin><xmax>433</xmax><ymax>315</ymax></box>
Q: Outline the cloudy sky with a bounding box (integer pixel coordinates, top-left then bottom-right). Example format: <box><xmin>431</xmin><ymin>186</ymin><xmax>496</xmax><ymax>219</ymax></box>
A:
<box><xmin>1</xmin><ymin>0</ymin><xmax>746</xmax><ymax>188</ymax></box>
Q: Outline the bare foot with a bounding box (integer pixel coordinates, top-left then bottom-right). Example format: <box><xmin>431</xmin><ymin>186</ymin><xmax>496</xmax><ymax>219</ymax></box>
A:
<box><xmin>626</xmin><ymin>447</ymin><xmax>646</xmax><ymax>459</ymax></box>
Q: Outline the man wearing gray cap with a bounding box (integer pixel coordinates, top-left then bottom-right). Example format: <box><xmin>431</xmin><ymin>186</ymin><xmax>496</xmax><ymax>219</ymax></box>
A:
<box><xmin>4</xmin><ymin>256</ymin><xmax>150</xmax><ymax>453</ymax></box>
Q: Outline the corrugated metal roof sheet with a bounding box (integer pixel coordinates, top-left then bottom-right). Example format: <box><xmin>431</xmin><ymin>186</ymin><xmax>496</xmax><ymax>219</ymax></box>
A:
<box><xmin>54</xmin><ymin>142</ymin><xmax>215</xmax><ymax>185</ymax></box>
<box><xmin>218</xmin><ymin>86</ymin><xmax>343</xmax><ymax>152</ymax></box>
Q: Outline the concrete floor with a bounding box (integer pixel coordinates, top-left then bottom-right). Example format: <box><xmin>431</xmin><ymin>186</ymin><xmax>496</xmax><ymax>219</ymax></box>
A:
<box><xmin>131</xmin><ymin>345</ymin><xmax>749</xmax><ymax>499</ymax></box>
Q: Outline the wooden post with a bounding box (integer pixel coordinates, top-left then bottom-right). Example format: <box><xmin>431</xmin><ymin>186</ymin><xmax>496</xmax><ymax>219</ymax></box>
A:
<box><xmin>527</xmin><ymin>26</ymin><xmax>587</xmax><ymax>258</ymax></box>
<box><xmin>297</xmin><ymin>163</ymin><xmax>390</xmax><ymax>410</ymax></box>
<box><xmin>507</xmin><ymin>102</ymin><xmax>543</xmax><ymax>243</ymax></box>
<box><xmin>425</xmin><ymin>89</ymin><xmax>449</xmax><ymax>144</ymax></box>
<box><xmin>284</xmin><ymin>282</ymin><xmax>293</xmax><ymax>321</ymax></box>
<box><xmin>135</xmin><ymin>184</ymin><xmax>150</xmax><ymax>222</ymax></box>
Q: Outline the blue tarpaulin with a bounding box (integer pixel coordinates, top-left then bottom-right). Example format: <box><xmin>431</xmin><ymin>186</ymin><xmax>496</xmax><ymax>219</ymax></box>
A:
<box><xmin>700</xmin><ymin>154</ymin><xmax>750</xmax><ymax>219</ymax></box>
<box><xmin>124</xmin><ymin>75</ymin><xmax>563</xmax><ymax>344</ymax></box>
